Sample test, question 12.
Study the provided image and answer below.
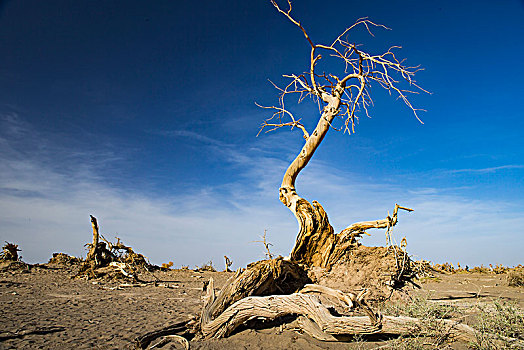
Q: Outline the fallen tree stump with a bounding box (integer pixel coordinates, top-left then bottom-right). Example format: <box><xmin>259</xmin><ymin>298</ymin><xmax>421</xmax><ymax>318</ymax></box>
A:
<box><xmin>76</xmin><ymin>215</ymin><xmax>151</xmax><ymax>281</ymax></box>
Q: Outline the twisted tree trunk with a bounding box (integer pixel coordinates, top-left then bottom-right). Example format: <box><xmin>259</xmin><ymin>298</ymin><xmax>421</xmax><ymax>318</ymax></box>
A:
<box><xmin>280</xmin><ymin>95</ymin><xmax>341</xmax><ymax>268</ymax></box>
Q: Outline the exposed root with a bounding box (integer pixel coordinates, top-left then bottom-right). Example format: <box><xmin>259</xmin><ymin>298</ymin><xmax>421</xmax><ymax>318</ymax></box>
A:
<box><xmin>133</xmin><ymin>281</ymin><xmax>524</xmax><ymax>349</ymax></box>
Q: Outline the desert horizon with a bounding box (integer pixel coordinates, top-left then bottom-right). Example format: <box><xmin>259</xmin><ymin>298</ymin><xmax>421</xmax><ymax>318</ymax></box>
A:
<box><xmin>1</xmin><ymin>0</ymin><xmax>523</xmax><ymax>349</ymax></box>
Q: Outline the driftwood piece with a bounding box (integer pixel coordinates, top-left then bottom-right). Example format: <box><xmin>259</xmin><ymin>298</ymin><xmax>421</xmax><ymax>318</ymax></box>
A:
<box><xmin>149</xmin><ymin>334</ymin><xmax>189</xmax><ymax>349</ymax></box>
<box><xmin>134</xmin><ymin>320</ymin><xmax>195</xmax><ymax>349</ymax></box>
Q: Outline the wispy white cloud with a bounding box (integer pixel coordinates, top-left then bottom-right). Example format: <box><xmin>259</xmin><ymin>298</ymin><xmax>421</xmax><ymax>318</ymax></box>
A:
<box><xmin>156</xmin><ymin>129</ymin><xmax>227</xmax><ymax>147</ymax></box>
<box><xmin>449</xmin><ymin>165</ymin><xmax>524</xmax><ymax>174</ymax></box>
<box><xmin>2</xmin><ymin>115</ymin><xmax>524</xmax><ymax>268</ymax></box>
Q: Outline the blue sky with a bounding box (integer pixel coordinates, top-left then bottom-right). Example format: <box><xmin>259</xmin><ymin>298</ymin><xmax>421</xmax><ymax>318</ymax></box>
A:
<box><xmin>1</xmin><ymin>0</ymin><xmax>523</xmax><ymax>268</ymax></box>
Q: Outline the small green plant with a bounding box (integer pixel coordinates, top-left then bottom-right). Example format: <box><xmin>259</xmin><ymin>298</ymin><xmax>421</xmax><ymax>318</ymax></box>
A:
<box><xmin>383</xmin><ymin>336</ymin><xmax>430</xmax><ymax>350</ymax></box>
<box><xmin>383</xmin><ymin>294</ymin><xmax>456</xmax><ymax>320</ymax></box>
<box><xmin>381</xmin><ymin>294</ymin><xmax>460</xmax><ymax>348</ymax></box>
<box><xmin>473</xmin><ymin>299</ymin><xmax>524</xmax><ymax>349</ymax></box>
<box><xmin>416</xmin><ymin>276</ymin><xmax>442</xmax><ymax>284</ymax></box>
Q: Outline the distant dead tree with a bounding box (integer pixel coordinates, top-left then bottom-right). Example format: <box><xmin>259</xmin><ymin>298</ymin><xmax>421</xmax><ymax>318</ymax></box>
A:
<box><xmin>223</xmin><ymin>256</ymin><xmax>233</xmax><ymax>272</ymax></box>
<box><xmin>0</xmin><ymin>242</ymin><xmax>21</xmax><ymax>261</ymax></box>
<box><xmin>251</xmin><ymin>230</ymin><xmax>274</xmax><ymax>259</ymax></box>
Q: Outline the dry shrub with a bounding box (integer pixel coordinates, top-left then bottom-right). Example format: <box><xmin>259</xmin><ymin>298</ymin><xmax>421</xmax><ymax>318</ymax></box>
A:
<box><xmin>161</xmin><ymin>261</ymin><xmax>174</xmax><ymax>270</ymax></box>
<box><xmin>196</xmin><ymin>260</ymin><xmax>216</xmax><ymax>272</ymax></box>
<box><xmin>433</xmin><ymin>262</ymin><xmax>455</xmax><ymax>273</ymax></box>
<box><xmin>474</xmin><ymin>299</ymin><xmax>524</xmax><ymax>349</ymax></box>
<box><xmin>432</xmin><ymin>262</ymin><xmax>510</xmax><ymax>275</ymax></box>
<box><xmin>490</xmin><ymin>264</ymin><xmax>508</xmax><ymax>274</ymax></box>
<box><xmin>48</xmin><ymin>253</ymin><xmax>81</xmax><ymax>265</ymax></box>
<box><xmin>412</xmin><ymin>259</ymin><xmax>435</xmax><ymax>278</ymax></box>
<box><xmin>507</xmin><ymin>268</ymin><xmax>524</xmax><ymax>287</ymax></box>
<box><xmin>381</xmin><ymin>293</ymin><xmax>459</xmax><ymax>348</ymax></box>
<box><xmin>470</xmin><ymin>265</ymin><xmax>490</xmax><ymax>273</ymax></box>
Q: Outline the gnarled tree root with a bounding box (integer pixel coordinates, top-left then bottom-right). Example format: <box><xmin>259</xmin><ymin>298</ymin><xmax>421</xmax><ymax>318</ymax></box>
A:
<box><xmin>134</xmin><ymin>281</ymin><xmax>524</xmax><ymax>349</ymax></box>
<box><xmin>200</xmin><ymin>282</ymin><xmax>524</xmax><ymax>348</ymax></box>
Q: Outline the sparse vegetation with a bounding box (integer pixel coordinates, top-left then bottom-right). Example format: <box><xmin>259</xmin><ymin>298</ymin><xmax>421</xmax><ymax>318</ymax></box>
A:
<box><xmin>196</xmin><ymin>260</ymin><xmax>216</xmax><ymax>272</ymax></box>
<box><xmin>381</xmin><ymin>293</ymin><xmax>460</xmax><ymax>348</ymax></box>
<box><xmin>473</xmin><ymin>299</ymin><xmax>524</xmax><ymax>349</ymax></box>
<box><xmin>161</xmin><ymin>261</ymin><xmax>174</xmax><ymax>270</ymax></box>
<box><xmin>381</xmin><ymin>294</ymin><xmax>524</xmax><ymax>349</ymax></box>
<box><xmin>383</xmin><ymin>293</ymin><xmax>457</xmax><ymax>320</ymax></box>
<box><xmin>48</xmin><ymin>252</ymin><xmax>81</xmax><ymax>265</ymax></box>
<box><xmin>507</xmin><ymin>268</ymin><xmax>524</xmax><ymax>287</ymax></box>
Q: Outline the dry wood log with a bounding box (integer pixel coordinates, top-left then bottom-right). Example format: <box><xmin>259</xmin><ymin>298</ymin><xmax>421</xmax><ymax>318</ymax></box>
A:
<box><xmin>299</xmin><ymin>284</ymin><xmax>356</xmax><ymax>310</ymax></box>
<box><xmin>200</xmin><ymin>258</ymin><xmax>309</xmax><ymax>328</ymax></box>
<box><xmin>200</xmin><ymin>286</ymin><xmax>524</xmax><ymax>348</ymax></box>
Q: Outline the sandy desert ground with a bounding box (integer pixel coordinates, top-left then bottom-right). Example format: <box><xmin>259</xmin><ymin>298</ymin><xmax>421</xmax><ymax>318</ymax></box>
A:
<box><xmin>1</xmin><ymin>259</ymin><xmax>523</xmax><ymax>350</ymax></box>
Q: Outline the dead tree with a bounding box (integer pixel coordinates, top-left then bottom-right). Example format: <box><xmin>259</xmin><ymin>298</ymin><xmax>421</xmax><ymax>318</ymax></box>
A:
<box><xmin>251</xmin><ymin>230</ymin><xmax>274</xmax><ymax>259</ymax></box>
<box><xmin>198</xmin><ymin>0</ymin><xmax>423</xmax><ymax>329</ymax></box>
<box><xmin>135</xmin><ymin>2</ymin><xmax>436</xmax><ymax>348</ymax></box>
<box><xmin>257</xmin><ymin>1</ymin><xmax>426</xmax><ymax>268</ymax></box>
<box><xmin>79</xmin><ymin>215</ymin><xmax>149</xmax><ymax>280</ymax></box>
<box><xmin>82</xmin><ymin>215</ymin><xmax>113</xmax><ymax>271</ymax></box>
<box><xmin>198</xmin><ymin>0</ymin><xmax>424</xmax><ymax>306</ymax></box>
<box><xmin>223</xmin><ymin>256</ymin><xmax>233</xmax><ymax>272</ymax></box>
